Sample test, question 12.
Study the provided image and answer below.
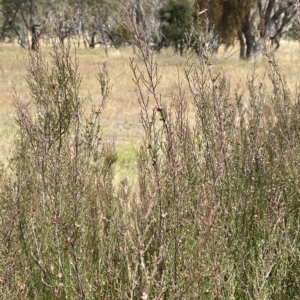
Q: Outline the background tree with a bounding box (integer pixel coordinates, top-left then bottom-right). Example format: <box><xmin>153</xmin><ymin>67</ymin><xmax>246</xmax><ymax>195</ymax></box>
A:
<box><xmin>66</xmin><ymin>0</ymin><xmax>121</xmax><ymax>52</ymax></box>
<box><xmin>0</xmin><ymin>0</ymin><xmax>169</xmax><ymax>51</ymax></box>
<box><xmin>0</xmin><ymin>0</ymin><xmax>28</xmax><ymax>46</ymax></box>
<box><xmin>158</xmin><ymin>0</ymin><xmax>192</xmax><ymax>55</ymax></box>
<box><xmin>0</xmin><ymin>0</ymin><xmax>20</xmax><ymax>42</ymax></box>
<box><xmin>195</xmin><ymin>0</ymin><xmax>257</xmax><ymax>50</ymax></box>
<box><xmin>115</xmin><ymin>0</ymin><xmax>168</xmax><ymax>49</ymax></box>
<box><xmin>13</xmin><ymin>0</ymin><xmax>51</xmax><ymax>50</ymax></box>
<box><xmin>194</xmin><ymin>0</ymin><xmax>296</xmax><ymax>60</ymax></box>
<box><xmin>1</xmin><ymin>0</ymin><xmax>121</xmax><ymax>51</ymax></box>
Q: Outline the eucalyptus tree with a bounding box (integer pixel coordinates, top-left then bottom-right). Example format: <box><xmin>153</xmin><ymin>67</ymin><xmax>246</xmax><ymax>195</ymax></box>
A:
<box><xmin>0</xmin><ymin>0</ymin><xmax>27</xmax><ymax>45</ymax></box>
<box><xmin>241</xmin><ymin>0</ymin><xmax>296</xmax><ymax>59</ymax></box>
<box><xmin>0</xmin><ymin>0</ymin><xmax>20</xmax><ymax>41</ymax></box>
<box><xmin>194</xmin><ymin>0</ymin><xmax>296</xmax><ymax>60</ymax></box>
<box><xmin>134</xmin><ymin>0</ymin><xmax>167</xmax><ymax>46</ymax></box>
<box><xmin>10</xmin><ymin>0</ymin><xmax>52</xmax><ymax>50</ymax></box>
<box><xmin>66</xmin><ymin>0</ymin><xmax>120</xmax><ymax>53</ymax></box>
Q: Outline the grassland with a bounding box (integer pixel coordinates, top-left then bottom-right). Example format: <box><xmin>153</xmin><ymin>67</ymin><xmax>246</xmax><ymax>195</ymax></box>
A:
<box><xmin>0</xmin><ymin>41</ymin><xmax>300</xmax><ymax>181</ymax></box>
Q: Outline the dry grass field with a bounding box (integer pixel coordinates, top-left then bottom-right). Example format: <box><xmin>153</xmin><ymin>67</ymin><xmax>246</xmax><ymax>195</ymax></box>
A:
<box><xmin>1</xmin><ymin>40</ymin><xmax>300</xmax><ymax>181</ymax></box>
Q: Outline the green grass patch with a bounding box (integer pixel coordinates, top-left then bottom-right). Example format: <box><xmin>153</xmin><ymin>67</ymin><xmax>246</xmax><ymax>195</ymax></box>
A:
<box><xmin>113</xmin><ymin>143</ymin><xmax>139</xmax><ymax>185</ymax></box>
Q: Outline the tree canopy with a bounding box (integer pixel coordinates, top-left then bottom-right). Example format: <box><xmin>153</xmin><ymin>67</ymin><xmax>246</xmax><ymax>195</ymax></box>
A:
<box><xmin>194</xmin><ymin>0</ymin><xmax>296</xmax><ymax>59</ymax></box>
<box><xmin>0</xmin><ymin>0</ymin><xmax>297</xmax><ymax>59</ymax></box>
<box><xmin>158</xmin><ymin>0</ymin><xmax>192</xmax><ymax>55</ymax></box>
<box><xmin>194</xmin><ymin>0</ymin><xmax>257</xmax><ymax>45</ymax></box>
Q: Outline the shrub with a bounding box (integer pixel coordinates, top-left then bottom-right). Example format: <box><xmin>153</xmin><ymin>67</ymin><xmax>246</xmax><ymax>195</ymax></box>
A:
<box><xmin>0</xmin><ymin>41</ymin><xmax>124</xmax><ymax>299</ymax></box>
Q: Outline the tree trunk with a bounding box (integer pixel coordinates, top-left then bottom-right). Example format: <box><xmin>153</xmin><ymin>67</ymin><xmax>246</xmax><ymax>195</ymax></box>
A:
<box><xmin>238</xmin><ymin>32</ymin><xmax>245</xmax><ymax>60</ymax></box>
<box><xmin>0</xmin><ymin>19</ymin><xmax>9</xmax><ymax>42</ymax></box>
<box><xmin>173</xmin><ymin>42</ymin><xmax>178</xmax><ymax>54</ymax></box>
<box><xmin>30</xmin><ymin>25</ymin><xmax>40</xmax><ymax>51</ymax></box>
<box><xmin>8</xmin><ymin>19</ymin><xmax>28</xmax><ymax>49</ymax></box>
<box><xmin>97</xmin><ymin>10</ymin><xmax>108</xmax><ymax>57</ymax></box>
<box><xmin>240</xmin><ymin>12</ymin><xmax>259</xmax><ymax>60</ymax></box>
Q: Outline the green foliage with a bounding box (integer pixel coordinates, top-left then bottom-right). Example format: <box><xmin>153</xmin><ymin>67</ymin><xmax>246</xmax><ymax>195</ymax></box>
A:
<box><xmin>158</xmin><ymin>0</ymin><xmax>192</xmax><ymax>54</ymax></box>
<box><xmin>111</xmin><ymin>23</ymin><xmax>132</xmax><ymax>48</ymax></box>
